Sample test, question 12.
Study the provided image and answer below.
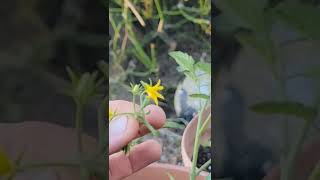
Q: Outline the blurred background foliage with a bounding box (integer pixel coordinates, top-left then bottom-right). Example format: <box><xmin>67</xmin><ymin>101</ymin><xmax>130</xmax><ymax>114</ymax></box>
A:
<box><xmin>0</xmin><ymin>0</ymin><xmax>106</xmax><ymax>137</ymax></box>
<box><xmin>213</xmin><ymin>0</ymin><xmax>320</xmax><ymax>179</ymax></box>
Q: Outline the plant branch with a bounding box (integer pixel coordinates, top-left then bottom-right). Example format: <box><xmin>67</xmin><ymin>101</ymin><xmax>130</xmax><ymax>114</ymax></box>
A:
<box><xmin>196</xmin><ymin>159</ymin><xmax>211</xmax><ymax>175</ymax></box>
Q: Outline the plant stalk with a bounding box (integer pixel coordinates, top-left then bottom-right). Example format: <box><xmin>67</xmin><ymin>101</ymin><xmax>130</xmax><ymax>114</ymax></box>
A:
<box><xmin>190</xmin><ymin>106</ymin><xmax>205</xmax><ymax>180</ymax></box>
<box><xmin>196</xmin><ymin>159</ymin><xmax>211</xmax><ymax>175</ymax></box>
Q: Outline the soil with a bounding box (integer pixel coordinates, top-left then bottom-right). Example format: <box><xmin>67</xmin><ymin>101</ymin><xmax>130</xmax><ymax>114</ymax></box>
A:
<box><xmin>196</xmin><ymin>145</ymin><xmax>212</xmax><ymax>172</ymax></box>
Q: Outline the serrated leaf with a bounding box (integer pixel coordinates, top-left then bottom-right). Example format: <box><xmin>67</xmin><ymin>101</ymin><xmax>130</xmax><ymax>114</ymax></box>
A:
<box><xmin>189</xmin><ymin>93</ymin><xmax>210</xmax><ymax>100</ymax></box>
<box><xmin>184</xmin><ymin>71</ymin><xmax>197</xmax><ymax>81</ymax></box>
<box><xmin>250</xmin><ymin>101</ymin><xmax>317</xmax><ymax>121</ymax></box>
<box><xmin>0</xmin><ymin>149</ymin><xmax>12</xmax><ymax>176</ymax></box>
<box><xmin>273</xmin><ymin>3</ymin><xmax>320</xmax><ymax>40</ymax></box>
<box><xmin>169</xmin><ymin>51</ymin><xmax>195</xmax><ymax>72</ymax></box>
<box><xmin>196</xmin><ymin>62</ymin><xmax>211</xmax><ymax>74</ymax></box>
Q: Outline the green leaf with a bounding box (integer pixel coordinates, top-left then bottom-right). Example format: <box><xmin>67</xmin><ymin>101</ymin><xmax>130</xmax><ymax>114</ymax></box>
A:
<box><xmin>76</xmin><ymin>73</ymin><xmax>91</xmax><ymax>99</ymax></box>
<box><xmin>66</xmin><ymin>67</ymin><xmax>79</xmax><ymax>89</ymax></box>
<box><xmin>169</xmin><ymin>51</ymin><xmax>195</xmax><ymax>73</ymax></box>
<box><xmin>250</xmin><ymin>101</ymin><xmax>317</xmax><ymax>121</ymax></box>
<box><xmin>273</xmin><ymin>3</ymin><xmax>320</xmax><ymax>41</ymax></box>
<box><xmin>308</xmin><ymin>160</ymin><xmax>320</xmax><ymax>180</ymax></box>
<box><xmin>184</xmin><ymin>72</ymin><xmax>197</xmax><ymax>81</ymax></box>
<box><xmin>0</xmin><ymin>150</ymin><xmax>12</xmax><ymax>176</ymax></box>
<box><xmin>206</xmin><ymin>173</ymin><xmax>211</xmax><ymax>180</ymax></box>
<box><xmin>163</xmin><ymin>121</ymin><xmax>185</xmax><ymax>130</ymax></box>
<box><xmin>189</xmin><ymin>93</ymin><xmax>210</xmax><ymax>100</ymax></box>
<box><xmin>169</xmin><ymin>51</ymin><xmax>199</xmax><ymax>81</ymax></box>
<box><xmin>196</xmin><ymin>62</ymin><xmax>211</xmax><ymax>74</ymax></box>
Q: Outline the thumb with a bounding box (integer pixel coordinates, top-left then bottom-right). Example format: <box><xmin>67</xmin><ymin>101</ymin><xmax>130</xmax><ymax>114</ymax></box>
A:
<box><xmin>109</xmin><ymin>115</ymin><xmax>139</xmax><ymax>154</ymax></box>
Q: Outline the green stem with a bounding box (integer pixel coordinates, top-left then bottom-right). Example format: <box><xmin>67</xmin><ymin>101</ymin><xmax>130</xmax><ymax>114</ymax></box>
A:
<box><xmin>75</xmin><ymin>102</ymin><xmax>86</xmax><ymax>180</ymax></box>
<box><xmin>178</xmin><ymin>8</ymin><xmax>210</xmax><ymax>26</ymax></box>
<box><xmin>196</xmin><ymin>159</ymin><xmax>211</xmax><ymax>175</ymax></box>
<box><xmin>139</xmin><ymin>93</ymin><xmax>159</xmax><ymax>136</ymax></box>
<box><xmin>190</xmin><ymin>106</ymin><xmax>206</xmax><ymax>180</ymax></box>
<box><xmin>154</xmin><ymin>0</ymin><xmax>164</xmax><ymax>20</ymax></box>
<box><xmin>141</xmin><ymin>116</ymin><xmax>159</xmax><ymax>136</ymax></box>
<box><xmin>76</xmin><ymin>102</ymin><xmax>84</xmax><ymax>157</ymax></box>
<box><xmin>199</xmin><ymin>113</ymin><xmax>211</xmax><ymax>136</ymax></box>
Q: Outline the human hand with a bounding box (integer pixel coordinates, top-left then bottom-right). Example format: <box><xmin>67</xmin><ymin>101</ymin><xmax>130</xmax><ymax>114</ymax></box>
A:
<box><xmin>109</xmin><ymin>100</ymin><xmax>166</xmax><ymax>180</ymax></box>
<box><xmin>0</xmin><ymin>121</ymin><xmax>98</xmax><ymax>180</ymax></box>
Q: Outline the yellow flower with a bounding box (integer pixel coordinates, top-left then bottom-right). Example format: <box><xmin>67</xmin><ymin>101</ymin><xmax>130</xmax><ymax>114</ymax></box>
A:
<box><xmin>0</xmin><ymin>149</ymin><xmax>12</xmax><ymax>176</ymax></box>
<box><xmin>109</xmin><ymin>108</ymin><xmax>114</xmax><ymax>122</ymax></box>
<box><xmin>143</xmin><ymin>79</ymin><xmax>164</xmax><ymax>106</ymax></box>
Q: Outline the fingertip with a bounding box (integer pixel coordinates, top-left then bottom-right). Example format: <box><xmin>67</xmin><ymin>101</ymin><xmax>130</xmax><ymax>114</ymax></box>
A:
<box><xmin>128</xmin><ymin>140</ymin><xmax>162</xmax><ymax>172</ymax></box>
<box><xmin>144</xmin><ymin>105</ymin><xmax>166</xmax><ymax>129</ymax></box>
<box><xmin>109</xmin><ymin>116</ymin><xmax>140</xmax><ymax>154</ymax></box>
<box><xmin>147</xmin><ymin>139</ymin><xmax>162</xmax><ymax>158</ymax></box>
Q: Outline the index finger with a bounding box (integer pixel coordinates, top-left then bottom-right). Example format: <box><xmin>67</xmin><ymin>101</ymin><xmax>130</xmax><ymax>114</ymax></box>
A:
<box><xmin>109</xmin><ymin>100</ymin><xmax>166</xmax><ymax>154</ymax></box>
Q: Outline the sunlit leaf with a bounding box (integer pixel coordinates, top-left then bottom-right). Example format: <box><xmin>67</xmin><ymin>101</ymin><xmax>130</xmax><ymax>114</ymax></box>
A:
<box><xmin>169</xmin><ymin>51</ymin><xmax>195</xmax><ymax>73</ymax></box>
<box><xmin>196</xmin><ymin>62</ymin><xmax>211</xmax><ymax>74</ymax></box>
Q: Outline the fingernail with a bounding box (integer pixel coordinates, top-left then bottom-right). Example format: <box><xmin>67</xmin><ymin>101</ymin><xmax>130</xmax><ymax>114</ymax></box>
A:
<box><xmin>109</xmin><ymin>115</ymin><xmax>128</xmax><ymax>137</ymax></box>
